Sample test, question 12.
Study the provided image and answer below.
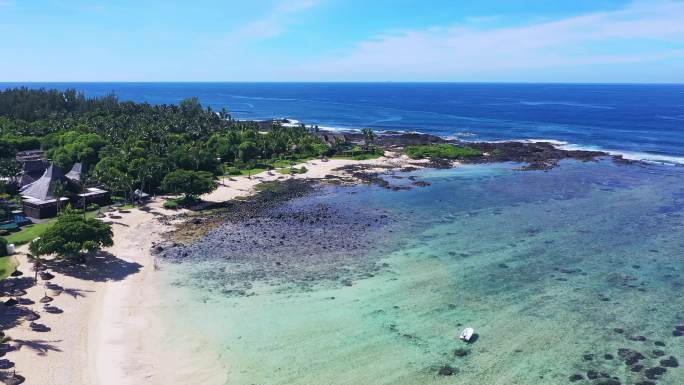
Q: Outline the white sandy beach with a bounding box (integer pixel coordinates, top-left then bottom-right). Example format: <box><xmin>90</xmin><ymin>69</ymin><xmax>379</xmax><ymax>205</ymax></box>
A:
<box><xmin>3</xmin><ymin>152</ymin><xmax>423</xmax><ymax>385</ymax></box>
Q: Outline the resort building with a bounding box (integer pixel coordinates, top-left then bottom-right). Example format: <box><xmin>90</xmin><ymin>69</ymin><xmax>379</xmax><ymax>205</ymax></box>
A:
<box><xmin>20</xmin><ymin>164</ymin><xmax>73</xmax><ymax>219</ymax></box>
<box><xmin>19</xmin><ymin>159</ymin><xmax>50</xmax><ymax>187</ymax></box>
<box><xmin>19</xmin><ymin>163</ymin><xmax>111</xmax><ymax>219</ymax></box>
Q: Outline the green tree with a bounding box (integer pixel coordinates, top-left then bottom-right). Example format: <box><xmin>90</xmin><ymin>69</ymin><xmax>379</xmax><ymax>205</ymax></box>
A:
<box><xmin>0</xmin><ymin>237</ymin><xmax>8</xmax><ymax>257</ymax></box>
<box><xmin>361</xmin><ymin>128</ymin><xmax>376</xmax><ymax>151</ymax></box>
<box><xmin>0</xmin><ymin>158</ymin><xmax>22</xmax><ymax>186</ymax></box>
<box><xmin>238</xmin><ymin>141</ymin><xmax>258</xmax><ymax>163</ymax></box>
<box><xmin>161</xmin><ymin>169</ymin><xmax>217</xmax><ymax>198</ymax></box>
<box><xmin>53</xmin><ymin>181</ymin><xmax>66</xmax><ymax>214</ymax></box>
<box><xmin>29</xmin><ymin>208</ymin><xmax>113</xmax><ymax>261</ymax></box>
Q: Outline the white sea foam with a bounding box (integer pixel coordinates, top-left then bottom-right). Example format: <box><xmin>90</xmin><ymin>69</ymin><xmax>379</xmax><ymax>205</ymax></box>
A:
<box><xmin>278</xmin><ymin>117</ymin><xmax>684</xmax><ymax>165</ymax></box>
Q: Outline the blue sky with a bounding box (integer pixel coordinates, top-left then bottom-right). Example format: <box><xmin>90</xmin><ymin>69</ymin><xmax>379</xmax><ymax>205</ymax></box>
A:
<box><xmin>2</xmin><ymin>0</ymin><xmax>684</xmax><ymax>82</ymax></box>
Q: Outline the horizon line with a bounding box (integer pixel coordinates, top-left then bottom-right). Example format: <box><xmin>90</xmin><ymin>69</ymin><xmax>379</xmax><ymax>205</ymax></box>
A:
<box><xmin>1</xmin><ymin>81</ymin><xmax>684</xmax><ymax>86</ymax></box>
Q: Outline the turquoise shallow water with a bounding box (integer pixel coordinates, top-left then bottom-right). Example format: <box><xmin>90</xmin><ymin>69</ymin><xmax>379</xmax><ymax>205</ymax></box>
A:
<box><xmin>159</xmin><ymin>160</ymin><xmax>684</xmax><ymax>385</ymax></box>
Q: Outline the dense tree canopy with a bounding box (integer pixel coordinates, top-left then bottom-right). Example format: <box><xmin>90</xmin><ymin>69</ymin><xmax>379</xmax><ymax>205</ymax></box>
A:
<box><xmin>0</xmin><ymin>87</ymin><xmax>348</xmax><ymax>200</ymax></box>
<box><xmin>29</xmin><ymin>208</ymin><xmax>113</xmax><ymax>260</ymax></box>
<box><xmin>161</xmin><ymin>169</ymin><xmax>217</xmax><ymax>198</ymax></box>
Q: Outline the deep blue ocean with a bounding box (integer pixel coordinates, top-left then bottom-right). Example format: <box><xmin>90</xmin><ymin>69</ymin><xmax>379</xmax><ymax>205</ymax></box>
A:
<box><xmin>2</xmin><ymin>82</ymin><xmax>683</xmax><ymax>164</ymax></box>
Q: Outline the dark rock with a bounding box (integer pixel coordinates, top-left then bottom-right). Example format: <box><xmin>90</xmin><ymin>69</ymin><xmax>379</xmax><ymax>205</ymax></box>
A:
<box><xmin>644</xmin><ymin>366</ymin><xmax>667</xmax><ymax>380</ymax></box>
<box><xmin>569</xmin><ymin>374</ymin><xmax>583</xmax><ymax>382</ymax></box>
<box><xmin>604</xmin><ymin>353</ymin><xmax>614</xmax><ymax>360</ymax></box>
<box><xmin>660</xmin><ymin>356</ymin><xmax>679</xmax><ymax>368</ymax></box>
<box><xmin>635</xmin><ymin>381</ymin><xmax>656</xmax><ymax>385</ymax></box>
<box><xmin>587</xmin><ymin>370</ymin><xmax>599</xmax><ymax>380</ymax></box>
<box><xmin>618</xmin><ymin>348</ymin><xmax>645</xmax><ymax>365</ymax></box>
<box><xmin>654</xmin><ymin>341</ymin><xmax>665</xmax><ymax>347</ymax></box>
<box><xmin>454</xmin><ymin>348</ymin><xmax>469</xmax><ymax>357</ymax></box>
<box><xmin>630</xmin><ymin>364</ymin><xmax>644</xmax><ymax>372</ymax></box>
<box><xmin>613</xmin><ymin>328</ymin><xmax>624</xmax><ymax>334</ymax></box>
<box><xmin>652</xmin><ymin>349</ymin><xmax>665</xmax><ymax>357</ymax></box>
<box><xmin>438</xmin><ymin>365</ymin><xmax>456</xmax><ymax>376</ymax></box>
<box><xmin>583</xmin><ymin>353</ymin><xmax>594</xmax><ymax>361</ymax></box>
<box><xmin>595</xmin><ymin>380</ymin><xmax>620</xmax><ymax>385</ymax></box>
<box><xmin>672</xmin><ymin>330</ymin><xmax>683</xmax><ymax>336</ymax></box>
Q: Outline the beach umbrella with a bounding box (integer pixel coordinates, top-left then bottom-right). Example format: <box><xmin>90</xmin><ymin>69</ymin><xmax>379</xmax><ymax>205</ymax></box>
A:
<box><xmin>9</xmin><ymin>289</ymin><xmax>26</xmax><ymax>297</ymax></box>
<box><xmin>39</xmin><ymin>293</ymin><xmax>53</xmax><ymax>304</ymax></box>
<box><xmin>31</xmin><ymin>261</ymin><xmax>46</xmax><ymax>272</ymax></box>
<box><xmin>39</xmin><ymin>272</ymin><xmax>55</xmax><ymax>281</ymax></box>
<box><xmin>0</xmin><ymin>358</ymin><xmax>14</xmax><ymax>369</ymax></box>
<box><xmin>3</xmin><ymin>371</ymin><xmax>25</xmax><ymax>385</ymax></box>
<box><xmin>43</xmin><ymin>305</ymin><xmax>62</xmax><ymax>314</ymax></box>
<box><xmin>2</xmin><ymin>298</ymin><xmax>17</xmax><ymax>307</ymax></box>
<box><xmin>24</xmin><ymin>311</ymin><xmax>40</xmax><ymax>322</ymax></box>
<box><xmin>9</xmin><ymin>270</ymin><xmax>23</xmax><ymax>277</ymax></box>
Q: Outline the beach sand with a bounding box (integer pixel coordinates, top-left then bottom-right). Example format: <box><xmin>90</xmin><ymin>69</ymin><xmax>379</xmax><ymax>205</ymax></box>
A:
<box><xmin>202</xmin><ymin>152</ymin><xmax>425</xmax><ymax>203</ymax></box>
<box><xmin>2</xmin><ymin>153</ymin><xmax>420</xmax><ymax>385</ymax></box>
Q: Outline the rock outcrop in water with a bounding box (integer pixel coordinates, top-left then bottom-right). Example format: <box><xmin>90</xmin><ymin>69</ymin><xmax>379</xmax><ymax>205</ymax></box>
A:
<box><xmin>154</xmin><ymin>179</ymin><xmax>405</xmax><ymax>295</ymax></box>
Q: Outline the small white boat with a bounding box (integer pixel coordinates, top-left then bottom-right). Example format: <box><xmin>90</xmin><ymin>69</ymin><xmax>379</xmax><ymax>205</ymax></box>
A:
<box><xmin>459</xmin><ymin>327</ymin><xmax>475</xmax><ymax>342</ymax></box>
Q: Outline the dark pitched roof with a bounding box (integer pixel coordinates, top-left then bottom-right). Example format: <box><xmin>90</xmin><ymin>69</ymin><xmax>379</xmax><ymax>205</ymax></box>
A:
<box><xmin>65</xmin><ymin>163</ymin><xmax>83</xmax><ymax>182</ymax></box>
<box><xmin>21</xmin><ymin>159</ymin><xmax>49</xmax><ymax>173</ymax></box>
<box><xmin>20</xmin><ymin>164</ymin><xmax>70</xmax><ymax>201</ymax></box>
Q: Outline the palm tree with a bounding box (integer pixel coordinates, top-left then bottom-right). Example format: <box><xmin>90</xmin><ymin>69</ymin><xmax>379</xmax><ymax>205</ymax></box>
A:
<box><xmin>361</xmin><ymin>128</ymin><xmax>376</xmax><ymax>151</ymax></box>
<box><xmin>53</xmin><ymin>181</ymin><xmax>66</xmax><ymax>214</ymax></box>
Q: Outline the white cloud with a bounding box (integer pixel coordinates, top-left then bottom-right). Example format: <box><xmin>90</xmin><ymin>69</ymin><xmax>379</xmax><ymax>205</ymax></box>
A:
<box><xmin>222</xmin><ymin>0</ymin><xmax>320</xmax><ymax>46</ymax></box>
<box><xmin>292</xmin><ymin>0</ymin><xmax>684</xmax><ymax>80</ymax></box>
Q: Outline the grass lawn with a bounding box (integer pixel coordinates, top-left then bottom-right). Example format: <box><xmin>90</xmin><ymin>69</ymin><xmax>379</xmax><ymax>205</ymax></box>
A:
<box><xmin>5</xmin><ymin>210</ymin><xmax>100</xmax><ymax>246</ymax></box>
<box><xmin>332</xmin><ymin>152</ymin><xmax>384</xmax><ymax>161</ymax></box>
<box><xmin>5</xmin><ymin>221</ymin><xmax>54</xmax><ymax>246</ymax></box>
<box><xmin>0</xmin><ymin>256</ymin><xmax>18</xmax><ymax>281</ymax></box>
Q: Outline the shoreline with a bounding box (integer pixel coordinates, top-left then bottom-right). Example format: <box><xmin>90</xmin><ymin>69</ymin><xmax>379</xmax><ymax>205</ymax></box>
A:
<box><xmin>1</xmin><ymin>150</ymin><xmax>426</xmax><ymax>385</ymax></box>
<box><xmin>0</xmin><ymin>138</ymin><xmax>640</xmax><ymax>384</ymax></box>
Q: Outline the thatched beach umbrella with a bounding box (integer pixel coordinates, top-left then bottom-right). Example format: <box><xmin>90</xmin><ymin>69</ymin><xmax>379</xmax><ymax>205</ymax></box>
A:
<box><xmin>39</xmin><ymin>271</ymin><xmax>54</xmax><ymax>281</ymax></box>
<box><xmin>24</xmin><ymin>311</ymin><xmax>40</xmax><ymax>322</ymax></box>
<box><xmin>3</xmin><ymin>371</ymin><xmax>25</xmax><ymax>385</ymax></box>
<box><xmin>29</xmin><ymin>322</ymin><xmax>49</xmax><ymax>332</ymax></box>
<box><xmin>31</xmin><ymin>261</ymin><xmax>46</xmax><ymax>272</ymax></box>
<box><xmin>8</xmin><ymin>290</ymin><xmax>26</xmax><ymax>298</ymax></box>
<box><xmin>39</xmin><ymin>293</ymin><xmax>53</xmax><ymax>304</ymax></box>
<box><xmin>2</xmin><ymin>298</ymin><xmax>18</xmax><ymax>307</ymax></box>
<box><xmin>0</xmin><ymin>358</ymin><xmax>14</xmax><ymax>369</ymax></box>
<box><xmin>43</xmin><ymin>305</ymin><xmax>62</xmax><ymax>314</ymax></box>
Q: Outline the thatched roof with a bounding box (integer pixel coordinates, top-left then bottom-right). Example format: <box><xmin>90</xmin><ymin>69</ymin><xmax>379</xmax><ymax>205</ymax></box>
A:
<box><xmin>20</xmin><ymin>164</ymin><xmax>70</xmax><ymax>202</ymax></box>
<box><xmin>65</xmin><ymin>162</ymin><xmax>83</xmax><ymax>182</ymax></box>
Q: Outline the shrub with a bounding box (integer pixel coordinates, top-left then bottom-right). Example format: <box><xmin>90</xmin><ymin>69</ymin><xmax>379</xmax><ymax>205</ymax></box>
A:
<box><xmin>28</xmin><ymin>208</ymin><xmax>113</xmax><ymax>260</ymax></box>
<box><xmin>0</xmin><ymin>237</ymin><xmax>7</xmax><ymax>257</ymax></box>
<box><xmin>162</xmin><ymin>169</ymin><xmax>217</xmax><ymax>198</ymax></box>
<box><xmin>226</xmin><ymin>167</ymin><xmax>242</xmax><ymax>176</ymax></box>
<box><xmin>405</xmin><ymin>144</ymin><xmax>482</xmax><ymax>160</ymax></box>
<box><xmin>163</xmin><ymin>200</ymin><xmax>179</xmax><ymax>210</ymax></box>
<box><xmin>86</xmin><ymin>203</ymin><xmax>100</xmax><ymax>211</ymax></box>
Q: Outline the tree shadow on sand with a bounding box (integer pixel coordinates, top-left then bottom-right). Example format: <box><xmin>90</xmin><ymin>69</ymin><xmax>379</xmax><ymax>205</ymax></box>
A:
<box><xmin>12</xmin><ymin>339</ymin><xmax>62</xmax><ymax>356</ymax></box>
<box><xmin>44</xmin><ymin>252</ymin><xmax>142</xmax><ymax>282</ymax></box>
<box><xmin>43</xmin><ymin>283</ymin><xmax>91</xmax><ymax>299</ymax></box>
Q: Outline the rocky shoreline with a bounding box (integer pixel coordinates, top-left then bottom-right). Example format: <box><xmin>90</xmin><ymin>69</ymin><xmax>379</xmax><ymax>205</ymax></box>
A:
<box><xmin>347</xmin><ymin>131</ymin><xmax>632</xmax><ymax>170</ymax></box>
<box><xmin>153</xmin><ymin>179</ymin><xmax>409</xmax><ymax>295</ymax></box>
<box><xmin>152</xmin><ymin>133</ymin><xmax>626</xmax><ymax>294</ymax></box>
